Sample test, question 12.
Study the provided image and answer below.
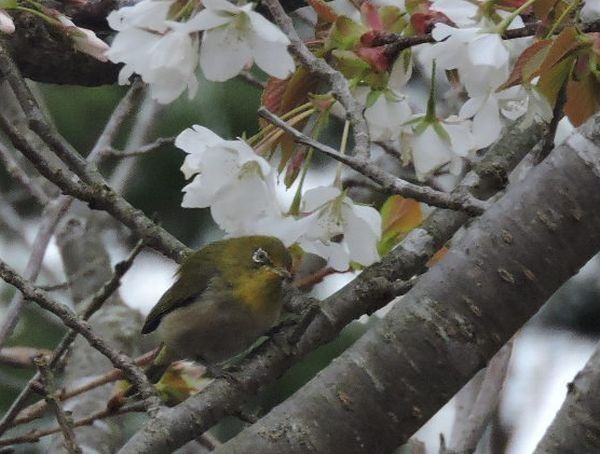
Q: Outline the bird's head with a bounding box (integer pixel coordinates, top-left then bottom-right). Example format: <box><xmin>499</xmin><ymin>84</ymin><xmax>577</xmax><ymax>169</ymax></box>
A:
<box><xmin>214</xmin><ymin>235</ymin><xmax>293</xmax><ymax>284</ymax></box>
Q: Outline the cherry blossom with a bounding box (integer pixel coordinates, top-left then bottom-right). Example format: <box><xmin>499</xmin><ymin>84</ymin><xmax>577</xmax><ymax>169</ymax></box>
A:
<box><xmin>354</xmin><ymin>87</ymin><xmax>412</xmax><ymax>142</ymax></box>
<box><xmin>176</xmin><ymin>126</ymin><xmax>382</xmax><ymax>269</ymax></box>
<box><xmin>105</xmin><ymin>1</ymin><xmax>200</xmax><ymax>103</ymax></box>
<box><xmin>404</xmin><ymin>116</ymin><xmax>473</xmax><ymax>181</ymax></box>
<box><xmin>58</xmin><ymin>15</ymin><xmax>109</xmax><ymax>62</ymax></box>
<box><xmin>298</xmin><ymin>187</ymin><xmax>381</xmax><ymax>271</ymax></box>
<box><xmin>187</xmin><ymin>0</ymin><xmax>295</xmax><ymax>81</ymax></box>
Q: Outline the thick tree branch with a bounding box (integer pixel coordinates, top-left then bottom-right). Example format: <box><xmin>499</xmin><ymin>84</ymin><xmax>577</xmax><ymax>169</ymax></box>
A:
<box><xmin>213</xmin><ymin>114</ymin><xmax>600</xmax><ymax>453</ymax></box>
<box><xmin>533</xmin><ymin>342</ymin><xmax>600</xmax><ymax>452</ymax></box>
<box><xmin>117</xmin><ymin>122</ymin><xmax>544</xmax><ymax>453</ymax></box>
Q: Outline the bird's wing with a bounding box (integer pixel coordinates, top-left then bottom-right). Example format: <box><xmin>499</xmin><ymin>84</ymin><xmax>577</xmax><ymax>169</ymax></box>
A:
<box><xmin>141</xmin><ymin>250</ymin><xmax>219</xmax><ymax>334</ymax></box>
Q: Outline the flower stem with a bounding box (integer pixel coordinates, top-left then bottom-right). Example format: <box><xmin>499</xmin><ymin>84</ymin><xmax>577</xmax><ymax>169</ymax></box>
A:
<box><xmin>496</xmin><ymin>0</ymin><xmax>536</xmax><ymax>34</ymax></box>
<box><xmin>334</xmin><ymin>120</ymin><xmax>350</xmax><ymax>189</ymax></box>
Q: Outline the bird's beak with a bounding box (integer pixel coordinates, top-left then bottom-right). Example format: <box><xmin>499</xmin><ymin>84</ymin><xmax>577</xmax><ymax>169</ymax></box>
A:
<box><xmin>273</xmin><ymin>266</ymin><xmax>293</xmax><ymax>281</ymax></box>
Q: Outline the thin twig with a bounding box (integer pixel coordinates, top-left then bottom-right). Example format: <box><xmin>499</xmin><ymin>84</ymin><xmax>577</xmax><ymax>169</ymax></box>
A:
<box><xmin>262</xmin><ymin>0</ymin><xmax>371</xmax><ymax>160</ymax></box>
<box><xmin>0</xmin><ymin>402</ymin><xmax>146</xmax><ymax>447</ymax></box>
<box><xmin>0</xmin><ymin>240</ymin><xmax>147</xmax><ymax>434</ymax></box>
<box><xmin>0</xmin><ymin>143</ymin><xmax>50</xmax><ymax>204</ymax></box>
<box><xmin>0</xmin><ymin>44</ymin><xmax>189</xmax><ymax>262</ymax></box>
<box><xmin>11</xmin><ymin>350</ymin><xmax>157</xmax><ymax>428</ymax></box>
<box><xmin>33</xmin><ymin>355</ymin><xmax>82</xmax><ymax>454</ymax></box>
<box><xmin>0</xmin><ymin>346</ymin><xmax>52</xmax><ymax>368</ymax></box>
<box><xmin>259</xmin><ymin>107</ymin><xmax>489</xmax><ymax>214</ymax></box>
<box><xmin>0</xmin><ymin>111</ymin><xmax>188</xmax><ymax>262</ymax></box>
<box><xmin>0</xmin><ymin>260</ymin><xmax>160</xmax><ymax>409</ymax></box>
<box><xmin>0</xmin><ymin>197</ymin><xmax>74</xmax><ymax>350</ymax></box>
<box><xmin>103</xmin><ymin>136</ymin><xmax>177</xmax><ymax>158</ymax></box>
<box><xmin>0</xmin><ymin>80</ymin><xmax>147</xmax><ymax>352</ymax></box>
<box><xmin>372</xmin><ymin>19</ymin><xmax>600</xmax><ymax>57</ymax></box>
<box><xmin>237</xmin><ymin>70</ymin><xmax>267</xmax><ymax>90</ymax></box>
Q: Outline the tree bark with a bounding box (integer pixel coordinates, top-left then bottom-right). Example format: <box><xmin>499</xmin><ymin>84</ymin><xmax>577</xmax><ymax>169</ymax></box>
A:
<box><xmin>116</xmin><ymin>122</ymin><xmax>544</xmax><ymax>453</ymax></box>
<box><xmin>533</xmin><ymin>340</ymin><xmax>600</xmax><ymax>453</ymax></box>
<box><xmin>214</xmin><ymin>114</ymin><xmax>600</xmax><ymax>453</ymax></box>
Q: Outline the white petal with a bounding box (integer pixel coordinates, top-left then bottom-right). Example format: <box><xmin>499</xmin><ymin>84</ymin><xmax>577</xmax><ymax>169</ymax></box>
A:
<box><xmin>348</xmin><ymin>203</ymin><xmax>382</xmax><ymax>237</ymax></box>
<box><xmin>148</xmin><ymin>31</ymin><xmax>198</xmax><ymax>70</ymax></box>
<box><xmin>459</xmin><ymin>96</ymin><xmax>485</xmax><ymax>119</ymax></box>
<box><xmin>249</xmin><ymin>36</ymin><xmax>294</xmax><ymax>79</ymax></box>
<box><xmin>247</xmin><ymin>11</ymin><xmax>290</xmax><ymax>44</ymax></box>
<box><xmin>344</xmin><ymin>212</ymin><xmax>380</xmax><ymax>266</ymax></box>
<box><xmin>431</xmin><ymin>0</ymin><xmax>478</xmax><ymax>26</ymax></box>
<box><xmin>210</xmin><ymin>172</ymin><xmax>274</xmax><ymax>233</ymax></box>
<box><xmin>230</xmin><ymin>141</ymin><xmax>272</xmax><ymax>176</ymax></box>
<box><xmin>181</xmin><ymin>175</ymin><xmax>214</xmax><ymax>208</ymax></box>
<box><xmin>302</xmin><ymin>186</ymin><xmax>341</xmax><ymax>212</ymax></box>
<box><xmin>410</xmin><ymin>127</ymin><xmax>452</xmax><ymax>180</ymax></box>
<box><xmin>200</xmin><ymin>26</ymin><xmax>250</xmax><ymax>81</ymax></box>
<box><xmin>176</xmin><ymin>9</ymin><xmax>232</xmax><ymax>31</ymax></box>
<box><xmin>203</xmin><ymin>0</ymin><xmax>242</xmax><ymax>14</ymax></box>
<box><xmin>175</xmin><ymin>126</ymin><xmax>222</xmax><ymax>155</ymax></box>
<box><xmin>468</xmin><ymin>34</ymin><xmax>508</xmax><ymax>69</ymax></box>
<box><xmin>444</xmin><ymin>120</ymin><xmax>473</xmax><ymax>157</ymax></box>
<box><xmin>107</xmin><ymin>0</ymin><xmax>171</xmax><ymax>32</ymax></box>
<box><xmin>471</xmin><ymin>95</ymin><xmax>503</xmax><ymax>148</ymax></box>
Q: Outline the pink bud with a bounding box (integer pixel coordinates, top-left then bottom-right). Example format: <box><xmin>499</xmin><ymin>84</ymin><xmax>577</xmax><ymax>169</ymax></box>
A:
<box><xmin>0</xmin><ymin>9</ymin><xmax>15</xmax><ymax>34</ymax></box>
<box><xmin>58</xmin><ymin>14</ymin><xmax>109</xmax><ymax>62</ymax></box>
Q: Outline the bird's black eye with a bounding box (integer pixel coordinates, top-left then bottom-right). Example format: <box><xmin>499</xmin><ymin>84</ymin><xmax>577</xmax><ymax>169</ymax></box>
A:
<box><xmin>252</xmin><ymin>248</ymin><xmax>271</xmax><ymax>265</ymax></box>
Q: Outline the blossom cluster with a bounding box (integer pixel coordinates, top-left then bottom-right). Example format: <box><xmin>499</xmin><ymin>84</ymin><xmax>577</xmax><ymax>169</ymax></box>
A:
<box><xmin>105</xmin><ymin>0</ymin><xmax>295</xmax><ymax>103</ymax></box>
<box><xmin>176</xmin><ymin>126</ymin><xmax>381</xmax><ymax>271</ymax></box>
<box><xmin>98</xmin><ymin>0</ymin><xmax>599</xmax><ymax>271</ymax></box>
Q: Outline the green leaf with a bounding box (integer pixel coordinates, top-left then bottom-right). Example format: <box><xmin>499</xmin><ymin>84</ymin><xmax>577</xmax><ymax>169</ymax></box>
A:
<box><xmin>378</xmin><ymin>195</ymin><xmax>423</xmax><ymax>256</ymax></box>
<box><xmin>331</xmin><ymin>49</ymin><xmax>371</xmax><ymax>79</ymax></box>
<box><xmin>326</xmin><ymin>16</ymin><xmax>366</xmax><ymax>51</ymax></box>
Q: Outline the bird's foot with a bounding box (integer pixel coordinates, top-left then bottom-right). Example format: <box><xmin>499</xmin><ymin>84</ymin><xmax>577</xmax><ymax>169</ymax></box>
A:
<box><xmin>197</xmin><ymin>359</ymin><xmax>240</xmax><ymax>386</ymax></box>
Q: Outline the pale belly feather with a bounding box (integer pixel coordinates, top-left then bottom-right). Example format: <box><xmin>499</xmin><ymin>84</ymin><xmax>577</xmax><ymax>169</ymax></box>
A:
<box><xmin>156</xmin><ymin>288</ymin><xmax>280</xmax><ymax>364</ymax></box>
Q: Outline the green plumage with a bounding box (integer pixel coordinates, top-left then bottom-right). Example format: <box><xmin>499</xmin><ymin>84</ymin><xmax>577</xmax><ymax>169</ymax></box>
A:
<box><xmin>141</xmin><ymin>235</ymin><xmax>292</xmax><ymax>383</ymax></box>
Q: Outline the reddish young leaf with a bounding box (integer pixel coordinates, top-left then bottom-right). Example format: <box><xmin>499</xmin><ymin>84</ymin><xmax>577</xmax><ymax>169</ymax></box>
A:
<box><xmin>410</xmin><ymin>10</ymin><xmax>452</xmax><ymax>34</ymax></box>
<box><xmin>498</xmin><ymin>39</ymin><xmax>552</xmax><ymax>89</ymax></box>
<box><xmin>361</xmin><ymin>1</ymin><xmax>384</xmax><ymax>31</ymax></box>
<box><xmin>307</xmin><ymin>0</ymin><xmax>339</xmax><ymax>24</ymax></box>
<box><xmin>565</xmin><ymin>73</ymin><xmax>600</xmax><ymax>126</ymax></box>
<box><xmin>356</xmin><ymin>46</ymin><xmax>392</xmax><ymax>72</ymax></box>
<box><xmin>378</xmin><ymin>195</ymin><xmax>423</xmax><ymax>255</ymax></box>
<box><xmin>540</xmin><ymin>27</ymin><xmax>587</xmax><ymax>74</ymax></box>
<box><xmin>538</xmin><ymin>57</ymin><xmax>572</xmax><ymax>104</ymax></box>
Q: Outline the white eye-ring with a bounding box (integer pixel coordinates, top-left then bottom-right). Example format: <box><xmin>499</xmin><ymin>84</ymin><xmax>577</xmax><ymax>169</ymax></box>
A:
<box><xmin>252</xmin><ymin>248</ymin><xmax>270</xmax><ymax>265</ymax></box>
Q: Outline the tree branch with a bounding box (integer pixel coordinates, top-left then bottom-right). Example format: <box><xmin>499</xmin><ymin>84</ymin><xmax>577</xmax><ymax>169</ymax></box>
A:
<box><xmin>209</xmin><ymin>113</ymin><xmax>600</xmax><ymax>453</ymax></box>
<box><xmin>261</xmin><ymin>0</ymin><xmax>371</xmax><ymax>160</ymax></box>
<box><xmin>0</xmin><ymin>260</ymin><xmax>159</xmax><ymax>406</ymax></box>
<box><xmin>116</xmin><ymin>121</ymin><xmax>544</xmax><ymax>453</ymax></box>
<box><xmin>533</xmin><ymin>340</ymin><xmax>600</xmax><ymax>452</ymax></box>
<box><xmin>259</xmin><ymin>107</ymin><xmax>489</xmax><ymax>214</ymax></box>
<box><xmin>33</xmin><ymin>355</ymin><xmax>82</xmax><ymax>454</ymax></box>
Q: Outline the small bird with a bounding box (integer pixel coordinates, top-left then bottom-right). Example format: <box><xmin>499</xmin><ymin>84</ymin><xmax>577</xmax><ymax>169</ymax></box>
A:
<box><xmin>141</xmin><ymin>235</ymin><xmax>292</xmax><ymax>384</ymax></box>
